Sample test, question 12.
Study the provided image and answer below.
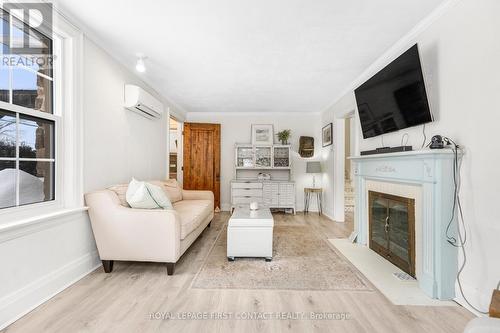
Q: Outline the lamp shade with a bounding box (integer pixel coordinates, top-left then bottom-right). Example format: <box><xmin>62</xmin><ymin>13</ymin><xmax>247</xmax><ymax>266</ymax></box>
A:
<box><xmin>306</xmin><ymin>161</ymin><xmax>322</xmax><ymax>174</ymax></box>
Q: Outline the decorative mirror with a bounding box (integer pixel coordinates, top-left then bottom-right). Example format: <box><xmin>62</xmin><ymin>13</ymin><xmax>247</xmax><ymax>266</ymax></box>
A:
<box><xmin>299</xmin><ymin>136</ymin><xmax>314</xmax><ymax>158</ymax></box>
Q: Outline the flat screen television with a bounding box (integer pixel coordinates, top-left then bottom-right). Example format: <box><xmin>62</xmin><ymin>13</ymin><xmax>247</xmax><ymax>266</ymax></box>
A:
<box><xmin>354</xmin><ymin>44</ymin><xmax>432</xmax><ymax>139</ymax></box>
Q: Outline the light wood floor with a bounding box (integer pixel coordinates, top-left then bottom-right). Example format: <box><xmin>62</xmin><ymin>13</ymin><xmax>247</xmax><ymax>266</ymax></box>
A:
<box><xmin>3</xmin><ymin>212</ymin><xmax>473</xmax><ymax>333</ymax></box>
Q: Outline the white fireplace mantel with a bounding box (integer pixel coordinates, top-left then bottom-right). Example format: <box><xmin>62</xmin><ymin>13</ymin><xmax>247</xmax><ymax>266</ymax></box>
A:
<box><xmin>349</xmin><ymin>149</ymin><xmax>460</xmax><ymax>300</ymax></box>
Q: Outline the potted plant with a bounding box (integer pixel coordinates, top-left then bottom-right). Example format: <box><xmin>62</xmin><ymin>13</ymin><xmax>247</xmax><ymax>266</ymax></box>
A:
<box><xmin>277</xmin><ymin>129</ymin><xmax>291</xmax><ymax>145</ymax></box>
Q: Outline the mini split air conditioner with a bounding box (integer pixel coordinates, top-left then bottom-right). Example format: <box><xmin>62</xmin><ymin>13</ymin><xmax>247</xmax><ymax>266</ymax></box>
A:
<box><xmin>124</xmin><ymin>84</ymin><xmax>164</xmax><ymax>119</ymax></box>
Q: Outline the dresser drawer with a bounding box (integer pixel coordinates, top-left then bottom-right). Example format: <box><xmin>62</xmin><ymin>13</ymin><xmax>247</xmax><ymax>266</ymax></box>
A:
<box><xmin>233</xmin><ymin>196</ymin><xmax>263</xmax><ymax>204</ymax></box>
<box><xmin>233</xmin><ymin>188</ymin><xmax>263</xmax><ymax>196</ymax></box>
<box><xmin>232</xmin><ymin>182</ymin><xmax>263</xmax><ymax>189</ymax></box>
<box><xmin>278</xmin><ymin>183</ymin><xmax>295</xmax><ymax>207</ymax></box>
<box><xmin>279</xmin><ymin>195</ymin><xmax>295</xmax><ymax>207</ymax></box>
<box><xmin>263</xmin><ymin>183</ymin><xmax>279</xmax><ymax>206</ymax></box>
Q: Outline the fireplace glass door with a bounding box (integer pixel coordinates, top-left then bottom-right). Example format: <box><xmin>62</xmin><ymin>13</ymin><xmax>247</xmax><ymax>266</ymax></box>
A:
<box><xmin>368</xmin><ymin>191</ymin><xmax>415</xmax><ymax>277</ymax></box>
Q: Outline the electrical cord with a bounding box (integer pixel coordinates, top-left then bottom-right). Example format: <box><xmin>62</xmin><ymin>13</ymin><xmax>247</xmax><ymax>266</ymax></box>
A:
<box><xmin>445</xmin><ymin>139</ymin><xmax>460</xmax><ymax>247</ymax></box>
<box><xmin>400</xmin><ymin>133</ymin><xmax>409</xmax><ymax>147</ymax></box>
<box><xmin>447</xmin><ymin>138</ymin><xmax>468</xmax><ymax>247</ymax></box>
<box><xmin>443</xmin><ymin>138</ymin><xmax>488</xmax><ymax>314</ymax></box>
<box><xmin>421</xmin><ymin>124</ymin><xmax>427</xmax><ymax>148</ymax></box>
<box><xmin>456</xmin><ymin>217</ymin><xmax>488</xmax><ymax>314</ymax></box>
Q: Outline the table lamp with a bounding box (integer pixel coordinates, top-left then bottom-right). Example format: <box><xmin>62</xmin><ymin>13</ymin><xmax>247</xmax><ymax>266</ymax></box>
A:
<box><xmin>306</xmin><ymin>161</ymin><xmax>322</xmax><ymax>188</ymax></box>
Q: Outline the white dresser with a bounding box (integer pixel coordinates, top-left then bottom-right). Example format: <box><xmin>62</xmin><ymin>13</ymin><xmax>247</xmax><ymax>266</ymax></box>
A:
<box><xmin>231</xmin><ymin>180</ymin><xmax>295</xmax><ymax>214</ymax></box>
<box><xmin>231</xmin><ymin>143</ymin><xmax>295</xmax><ymax>214</ymax></box>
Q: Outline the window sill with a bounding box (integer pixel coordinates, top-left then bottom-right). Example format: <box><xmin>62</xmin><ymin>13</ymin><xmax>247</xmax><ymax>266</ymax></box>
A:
<box><xmin>0</xmin><ymin>207</ymin><xmax>89</xmax><ymax>243</ymax></box>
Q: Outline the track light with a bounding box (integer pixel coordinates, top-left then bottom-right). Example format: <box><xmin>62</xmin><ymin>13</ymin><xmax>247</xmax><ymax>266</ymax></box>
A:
<box><xmin>135</xmin><ymin>57</ymin><xmax>146</xmax><ymax>73</ymax></box>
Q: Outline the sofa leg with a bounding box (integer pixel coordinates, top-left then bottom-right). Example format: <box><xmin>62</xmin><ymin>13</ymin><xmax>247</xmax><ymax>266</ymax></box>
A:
<box><xmin>166</xmin><ymin>263</ymin><xmax>175</xmax><ymax>275</ymax></box>
<box><xmin>102</xmin><ymin>260</ymin><xmax>114</xmax><ymax>273</ymax></box>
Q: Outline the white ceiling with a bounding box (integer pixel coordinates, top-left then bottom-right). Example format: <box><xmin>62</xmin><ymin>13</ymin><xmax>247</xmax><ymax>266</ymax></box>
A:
<box><xmin>56</xmin><ymin>0</ymin><xmax>445</xmax><ymax>113</ymax></box>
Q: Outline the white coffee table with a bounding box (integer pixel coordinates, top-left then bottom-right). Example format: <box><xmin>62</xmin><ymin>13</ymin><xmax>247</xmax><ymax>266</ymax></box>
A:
<box><xmin>227</xmin><ymin>205</ymin><xmax>274</xmax><ymax>262</ymax></box>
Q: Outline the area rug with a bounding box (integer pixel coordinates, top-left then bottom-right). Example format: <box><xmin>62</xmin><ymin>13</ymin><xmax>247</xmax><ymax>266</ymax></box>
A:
<box><xmin>191</xmin><ymin>221</ymin><xmax>373</xmax><ymax>291</ymax></box>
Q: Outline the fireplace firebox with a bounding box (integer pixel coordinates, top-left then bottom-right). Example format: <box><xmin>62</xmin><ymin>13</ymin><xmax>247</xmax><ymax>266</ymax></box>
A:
<box><xmin>368</xmin><ymin>191</ymin><xmax>415</xmax><ymax>277</ymax></box>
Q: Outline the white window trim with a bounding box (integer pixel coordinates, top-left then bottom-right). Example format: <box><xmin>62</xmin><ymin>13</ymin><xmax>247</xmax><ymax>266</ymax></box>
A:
<box><xmin>0</xmin><ymin>6</ymin><xmax>84</xmax><ymax>227</ymax></box>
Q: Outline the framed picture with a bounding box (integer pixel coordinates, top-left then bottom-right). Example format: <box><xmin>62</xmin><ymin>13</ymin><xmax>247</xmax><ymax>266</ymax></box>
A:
<box><xmin>322</xmin><ymin>123</ymin><xmax>333</xmax><ymax>147</ymax></box>
<box><xmin>251</xmin><ymin>124</ymin><xmax>274</xmax><ymax>145</ymax></box>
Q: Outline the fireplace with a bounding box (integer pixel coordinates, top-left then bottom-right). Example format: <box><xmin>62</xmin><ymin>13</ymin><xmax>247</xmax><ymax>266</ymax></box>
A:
<box><xmin>369</xmin><ymin>191</ymin><xmax>416</xmax><ymax>277</ymax></box>
<box><xmin>351</xmin><ymin>151</ymin><xmax>460</xmax><ymax>299</ymax></box>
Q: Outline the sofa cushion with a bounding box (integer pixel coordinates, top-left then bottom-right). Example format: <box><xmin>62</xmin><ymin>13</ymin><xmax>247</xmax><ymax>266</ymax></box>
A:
<box><xmin>107</xmin><ymin>184</ymin><xmax>130</xmax><ymax>207</ymax></box>
<box><xmin>173</xmin><ymin>199</ymin><xmax>213</xmax><ymax>239</ymax></box>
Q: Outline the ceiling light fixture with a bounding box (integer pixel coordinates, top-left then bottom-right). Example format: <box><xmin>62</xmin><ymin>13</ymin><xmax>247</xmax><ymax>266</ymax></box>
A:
<box><xmin>135</xmin><ymin>56</ymin><xmax>146</xmax><ymax>73</ymax></box>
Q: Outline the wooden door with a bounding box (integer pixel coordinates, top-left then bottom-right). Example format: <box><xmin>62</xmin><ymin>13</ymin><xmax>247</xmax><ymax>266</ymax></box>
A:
<box><xmin>183</xmin><ymin>123</ymin><xmax>221</xmax><ymax>210</ymax></box>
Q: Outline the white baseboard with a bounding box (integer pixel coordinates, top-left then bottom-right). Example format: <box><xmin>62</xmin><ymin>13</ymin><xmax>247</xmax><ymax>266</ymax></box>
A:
<box><xmin>322</xmin><ymin>210</ymin><xmax>335</xmax><ymax>221</ymax></box>
<box><xmin>220</xmin><ymin>203</ymin><xmax>231</xmax><ymax>212</ymax></box>
<box><xmin>0</xmin><ymin>250</ymin><xmax>101</xmax><ymax>330</ymax></box>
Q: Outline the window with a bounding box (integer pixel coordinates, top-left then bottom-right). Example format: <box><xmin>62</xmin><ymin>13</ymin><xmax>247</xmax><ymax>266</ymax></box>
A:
<box><xmin>0</xmin><ymin>8</ymin><xmax>57</xmax><ymax>210</ymax></box>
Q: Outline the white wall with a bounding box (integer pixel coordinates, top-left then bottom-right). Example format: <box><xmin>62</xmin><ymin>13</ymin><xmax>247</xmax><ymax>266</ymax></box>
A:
<box><xmin>321</xmin><ymin>0</ymin><xmax>500</xmax><ymax>313</ymax></box>
<box><xmin>185</xmin><ymin>112</ymin><xmax>322</xmax><ymax>212</ymax></box>
<box><xmin>0</xmin><ymin>37</ymin><xmax>176</xmax><ymax>329</ymax></box>
<box><xmin>83</xmin><ymin>39</ymin><xmax>170</xmax><ymax>191</ymax></box>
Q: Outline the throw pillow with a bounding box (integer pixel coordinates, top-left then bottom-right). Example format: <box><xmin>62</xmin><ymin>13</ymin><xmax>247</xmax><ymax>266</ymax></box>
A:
<box><xmin>126</xmin><ymin>178</ymin><xmax>158</xmax><ymax>209</ymax></box>
<box><xmin>125</xmin><ymin>178</ymin><xmax>173</xmax><ymax>210</ymax></box>
<box><xmin>146</xmin><ymin>182</ymin><xmax>174</xmax><ymax>210</ymax></box>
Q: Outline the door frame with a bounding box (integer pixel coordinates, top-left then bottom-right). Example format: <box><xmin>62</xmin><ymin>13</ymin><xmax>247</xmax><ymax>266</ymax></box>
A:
<box><xmin>333</xmin><ymin>108</ymin><xmax>359</xmax><ymax>222</ymax></box>
<box><xmin>167</xmin><ymin>114</ymin><xmax>184</xmax><ymax>185</ymax></box>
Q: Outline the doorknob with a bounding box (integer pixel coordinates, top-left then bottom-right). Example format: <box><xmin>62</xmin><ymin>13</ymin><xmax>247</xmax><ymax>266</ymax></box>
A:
<box><xmin>384</xmin><ymin>216</ymin><xmax>390</xmax><ymax>233</ymax></box>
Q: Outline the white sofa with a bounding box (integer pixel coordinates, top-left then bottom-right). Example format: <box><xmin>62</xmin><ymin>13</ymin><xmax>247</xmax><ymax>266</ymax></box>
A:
<box><xmin>84</xmin><ymin>179</ymin><xmax>214</xmax><ymax>275</ymax></box>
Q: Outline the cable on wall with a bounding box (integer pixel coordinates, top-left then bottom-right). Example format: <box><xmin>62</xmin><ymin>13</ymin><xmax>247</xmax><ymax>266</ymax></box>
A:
<box><xmin>445</xmin><ymin>140</ymin><xmax>460</xmax><ymax>247</ymax></box>
<box><xmin>421</xmin><ymin>123</ymin><xmax>427</xmax><ymax>148</ymax></box>
<box><xmin>400</xmin><ymin>133</ymin><xmax>409</xmax><ymax>147</ymax></box>
<box><xmin>444</xmin><ymin>138</ymin><xmax>488</xmax><ymax>314</ymax></box>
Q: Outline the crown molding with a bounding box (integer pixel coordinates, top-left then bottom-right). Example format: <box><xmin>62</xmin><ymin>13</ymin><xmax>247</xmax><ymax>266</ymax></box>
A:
<box><xmin>186</xmin><ymin>111</ymin><xmax>321</xmax><ymax>118</ymax></box>
<box><xmin>320</xmin><ymin>0</ymin><xmax>463</xmax><ymax>116</ymax></box>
